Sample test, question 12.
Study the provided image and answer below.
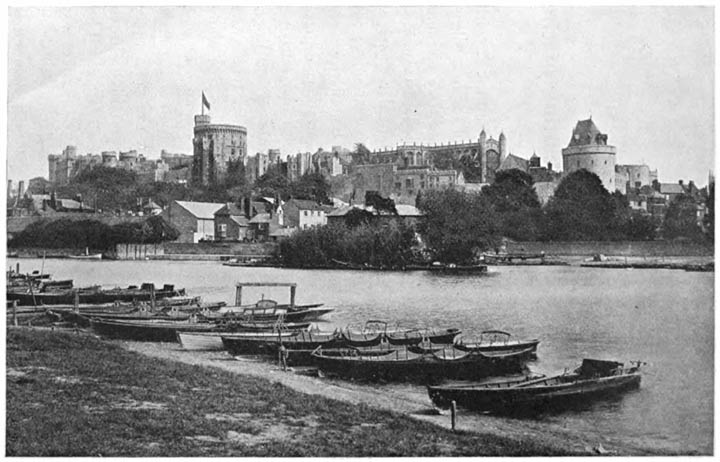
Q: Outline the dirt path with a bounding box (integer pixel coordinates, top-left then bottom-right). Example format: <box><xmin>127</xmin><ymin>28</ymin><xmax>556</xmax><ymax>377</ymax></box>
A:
<box><xmin>119</xmin><ymin>340</ymin><xmax>663</xmax><ymax>456</ymax></box>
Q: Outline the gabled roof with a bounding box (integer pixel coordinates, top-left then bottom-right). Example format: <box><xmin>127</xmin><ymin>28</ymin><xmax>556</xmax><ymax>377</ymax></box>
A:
<box><xmin>231</xmin><ymin>216</ymin><xmax>250</xmax><ymax>226</ymax></box>
<box><xmin>498</xmin><ymin>154</ymin><xmax>529</xmax><ymax>172</ymax></box>
<box><xmin>214</xmin><ymin>203</ymin><xmax>244</xmax><ymax>217</ymax></box>
<box><xmin>175</xmin><ymin>200</ymin><xmax>225</xmax><ymax>220</ymax></box>
<box><xmin>659</xmin><ymin>183</ymin><xmax>685</xmax><ymax>195</ymax></box>
<box><xmin>284</xmin><ymin>199</ymin><xmax>324</xmax><ymax>211</ymax></box>
<box><xmin>251</xmin><ymin>201</ymin><xmax>268</xmax><ymax>214</ymax></box>
<box><xmin>326</xmin><ymin>205</ymin><xmax>360</xmax><ymax>217</ymax></box>
<box><xmin>249</xmin><ymin>213</ymin><xmax>272</xmax><ymax>224</ymax></box>
<box><xmin>144</xmin><ymin>200</ymin><xmax>162</xmax><ymax>210</ymax></box>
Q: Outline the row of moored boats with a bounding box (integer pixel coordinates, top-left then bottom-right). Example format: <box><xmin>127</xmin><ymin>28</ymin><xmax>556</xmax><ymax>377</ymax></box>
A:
<box><xmin>7</xmin><ymin>268</ymin><xmax>644</xmax><ymax>415</ymax></box>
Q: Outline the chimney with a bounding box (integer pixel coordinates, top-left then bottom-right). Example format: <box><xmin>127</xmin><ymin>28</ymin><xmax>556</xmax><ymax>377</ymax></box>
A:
<box><xmin>244</xmin><ymin>196</ymin><xmax>251</xmax><ymax>218</ymax></box>
<box><xmin>679</xmin><ymin>179</ymin><xmax>684</xmax><ymax>186</ymax></box>
<box><xmin>547</xmin><ymin>161</ymin><xmax>553</xmax><ymax>171</ymax></box>
<box><xmin>7</xmin><ymin>180</ymin><xmax>12</xmax><ymax>199</ymax></box>
<box><xmin>17</xmin><ymin>180</ymin><xmax>25</xmax><ymax>199</ymax></box>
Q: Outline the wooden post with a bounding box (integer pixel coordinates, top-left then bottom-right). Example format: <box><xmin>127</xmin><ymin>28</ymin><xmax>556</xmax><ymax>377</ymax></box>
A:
<box><xmin>235</xmin><ymin>285</ymin><xmax>242</xmax><ymax>306</ymax></box>
<box><xmin>12</xmin><ymin>300</ymin><xmax>18</xmax><ymax>327</ymax></box>
<box><xmin>73</xmin><ymin>290</ymin><xmax>80</xmax><ymax>313</ymax></box>
<box><xmin>451</xmin><ymin>400</ymin><xmax>457</xmax><ymax>431</ymax></box>
<box><xmin>28</xmin><ymin>279</ymin><xmax>37</xmax><ymax>308</ymax></box>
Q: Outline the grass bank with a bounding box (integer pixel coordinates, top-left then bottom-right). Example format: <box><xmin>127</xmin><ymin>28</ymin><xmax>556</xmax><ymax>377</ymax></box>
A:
<box><xmin>6</xmin><ymin>327</ymin><xmax>577</xmax><ymax>457</ymax></box>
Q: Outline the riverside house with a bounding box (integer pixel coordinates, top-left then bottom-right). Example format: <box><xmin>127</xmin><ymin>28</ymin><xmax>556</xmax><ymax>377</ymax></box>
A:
<box><xmin>160</xmin><ymin>200</ymin><xmax>224</xmax><ymax>243</ymax></box>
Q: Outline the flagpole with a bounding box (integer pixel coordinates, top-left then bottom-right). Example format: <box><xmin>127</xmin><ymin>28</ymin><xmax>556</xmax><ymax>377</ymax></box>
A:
<box><xmin>201</xmin><ymin>92</ymin><xmax>204</xmax><ymax>116</ymax></box>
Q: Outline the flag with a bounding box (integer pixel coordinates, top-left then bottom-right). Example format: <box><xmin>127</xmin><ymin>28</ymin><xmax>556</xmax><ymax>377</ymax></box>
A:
<box><xmin>202</xmin><ymin>92</ymin><xmax>211</xmax><ymax>110</ymax></box>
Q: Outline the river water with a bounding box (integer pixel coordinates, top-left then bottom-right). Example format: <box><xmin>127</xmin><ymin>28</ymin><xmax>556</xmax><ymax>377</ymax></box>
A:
<box><xmin>12</xmin><ymin>258</ymin><xmax>714</xmax><ymax>454</ymax></box>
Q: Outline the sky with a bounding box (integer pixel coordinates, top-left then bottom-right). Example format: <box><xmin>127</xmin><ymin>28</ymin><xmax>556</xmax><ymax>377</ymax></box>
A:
<box><xmin>5</xmin><ymin>6</ymin><xmax>716</xmax><ymax>186</ymax></box>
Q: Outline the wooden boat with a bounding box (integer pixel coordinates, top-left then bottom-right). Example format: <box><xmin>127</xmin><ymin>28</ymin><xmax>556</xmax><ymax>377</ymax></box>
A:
<box><xmin>90</xmin><ymin>318</ymin><xmax>219</xmax><ymax>342</ymax></box>
<box><xmin>7</xmin><ymin>283</ymin><xmax>185</xmax><ymax>306</ymax></box>
<box><xmin>385</xmin><ymin>327</ymin><xmax>461</xmax><ymax>346</ymax></box>
<box><xmin>67</xmin><ymin>247</ymin><xmax>103</xmax><ymax>260</ymax></box>
<box><xmin>454</xmin><ymin>330</ymin><xmax>540</xmax><ymax>356</ymax></box>
<box><xmin>427</xmin><ymin>359</ymin><xmax>643</xmax><ymax>414</ymax></box>
<box><xmin>311</xmin><ymin>345</ymin><xmax>532</xmax><ymax>383</ymax></box>
<box><xmin>212</xmin><ymin>282</ymin><xmax>333</xmax><ymax>322</ymax></box>
<box><xmin>178</xmin><ymin>330</ymin><xmax>299</xmax><ymax>351</ymax></box>
<box><xmin>404</xmin><ymin>264</ymin><xmax>488</xmax><ymax>274</ymax></box>
<box><xmin>67</xmin><ymin>253</ymin><xmax>103</xmax><ymax>260</ymax></box>
<box><xmin>222</xmin><ymin>329</ymin><xmax>343</xmax><ymax>358</ymax></box>
<box><xmin>217</xmin><ymin>319</ymin><xmax>311</xmax><ymax>331</ymax></box>
<box><xmin>481</xmin><ymin>252</ymin><xmax>546</xmax><ymax>264</ymax></box>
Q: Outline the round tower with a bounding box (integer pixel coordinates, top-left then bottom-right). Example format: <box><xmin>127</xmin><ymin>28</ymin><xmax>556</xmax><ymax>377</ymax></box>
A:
<box><xmin>561</xmin><ymin>119</ymin><xmax>616</xmax><ymax>191</ymax></box>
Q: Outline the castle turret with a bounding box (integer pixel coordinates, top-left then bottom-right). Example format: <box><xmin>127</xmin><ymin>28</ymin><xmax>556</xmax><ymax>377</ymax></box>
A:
<box><xmin>499</xmin><ymin>132</ymin><xmax>507</xmax><ymax>162</ymax></box>
<box><xmin>562</xmin><ymin>119</ymin><xmax>617</xmax><ymax>191</ymax></box>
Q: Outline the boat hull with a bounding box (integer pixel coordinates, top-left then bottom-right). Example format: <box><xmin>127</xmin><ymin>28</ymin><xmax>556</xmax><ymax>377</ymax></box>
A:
<box><xmin>90</xmin><ymin>319</ymin><xmax>217</xmax><ymax>342</ymax></box>
<box><xmin>428</xmin><ymin>372</ymin><xmax>641</xmax><ymax>413</ymax></box>
<box><xmin>7</xmin><ymin>287</ymin><xmax>184</xmax><ymax>306</ymax></box>
<box><xmin>312</xmin><ymin>347</ymin><xmax>528</xmax><ymax>383</ymax></box>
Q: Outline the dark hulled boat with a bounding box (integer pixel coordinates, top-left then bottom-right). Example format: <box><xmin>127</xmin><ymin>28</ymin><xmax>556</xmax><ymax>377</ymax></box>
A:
<box><xmin>7</xmin><ymin>283</ymin><xmax>185</xmax><ymax>306</ymax></box>
<box><xmin>427</xmin><ymin>359</ymin><xmax>643</xmax><ymax>414</ymax></box>
<box><xmin>311</xmin><ymin>345</ymin><xmax>532</xmax><ymax>383</ymax></box>
<box><xmin>90</xmin><ymin>318</ymin><xmax>218</xmax><ymax>342</ymax></box>
<box><xmin>222</xmin><ymin>329</ymin><xmax>344</xmax><ymax>362</ymax></box>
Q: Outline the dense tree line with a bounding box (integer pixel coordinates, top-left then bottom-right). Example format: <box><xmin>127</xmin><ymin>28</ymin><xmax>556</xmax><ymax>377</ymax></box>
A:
<box><xmin>277</xmin><ymin>221</ymin><xmax>417</xmax><ymax>268</ymax></box>
<box><xmin>8</xmin><ymin>216</ymin><xmax>178</xmax><ymax>251</ymax></box>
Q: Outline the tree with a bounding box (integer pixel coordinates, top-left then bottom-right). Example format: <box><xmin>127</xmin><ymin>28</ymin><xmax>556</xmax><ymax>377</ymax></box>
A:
<box><xmin>290</xmin><ymin>172</ymin><xmax>332</xmax><ymax>204</ymax></box>
<box><xmin>541</xmin><ymin>169</ymin><xmax>623</xmax><ymax>241</ymax></box>
<box><xmin>255</xmin><ymin>166</ymin><xmax>290</xmax><ymax>200</ymax></box>
<box><xmin>481</xmin><ymin>169</ymin><xmax>541</xmax><ymax>240</ymax></box>
<box><xmin>417</xmin><ymin>189</ymin><xmax>499</xmax><ymax>264</ymax></box>
<box><xmin>624</xmin><ymin>212</ymin><xmax>656</xmax><ymax>241</ymax></box>
<box><xmin>663</xmin><ymin>193</ymin><xmax>703</xmax><ymax>240</ymax></box>
<box><xmin>58</xmin><ymin>166</ymin><xmax>140</xmax><ymax>212</ymax></box>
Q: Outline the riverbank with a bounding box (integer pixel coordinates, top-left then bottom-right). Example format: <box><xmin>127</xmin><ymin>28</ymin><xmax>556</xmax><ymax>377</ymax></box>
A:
<box><xmin>7</xmin><ymin>327</ymin><xmax>686</xmax><ymax>456</ymax></box>
<box><xmin>7</xmin><ymin>327</ymin><xmax>579</xmax><ymax>457</ymax></box>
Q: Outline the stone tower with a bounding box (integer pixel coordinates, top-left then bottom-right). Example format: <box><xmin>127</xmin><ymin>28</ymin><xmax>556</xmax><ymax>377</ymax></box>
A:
<box><xmin>561</xmin><ymin>118</ymin><xmax>617</xmax><ymax>192</ymax></box>
<box><xmin>479</xmin><ymin>128</ymin><xmax>487</xmax><ymax>182</ymax></box>
<box><xmin>499</xmin><ymin>131</ymin><xmax>507</xmax><ymax>163</ymax></box>
<box><xmin>192</xmin><ymin>114</ymin><xmax>247</xmax><ymax>186</ymax></box>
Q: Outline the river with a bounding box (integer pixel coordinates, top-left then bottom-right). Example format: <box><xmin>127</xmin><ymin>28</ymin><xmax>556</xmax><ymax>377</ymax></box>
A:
<box><xmin>11</xmin><ymin>258</ymin><xmax>714</xmax><ymax>454</ymax></box>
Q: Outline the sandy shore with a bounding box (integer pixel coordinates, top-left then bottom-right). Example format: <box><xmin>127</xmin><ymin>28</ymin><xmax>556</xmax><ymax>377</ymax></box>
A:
<box><xmin>120</xmin><ymin>340</ymin><xmax>670</xmax><ymax>456</ymax></box>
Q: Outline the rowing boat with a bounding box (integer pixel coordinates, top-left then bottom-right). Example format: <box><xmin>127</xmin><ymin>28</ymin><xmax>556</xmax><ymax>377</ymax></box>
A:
<box><xmin>427</xmin><ymin>358</ymin><xmax>643</xmax><ymax>414</ymax></box>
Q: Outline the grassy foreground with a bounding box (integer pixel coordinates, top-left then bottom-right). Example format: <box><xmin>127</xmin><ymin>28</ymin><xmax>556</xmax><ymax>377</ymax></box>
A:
<box><xmin>6</xmin><ymin>328</ymin><xmax>578</xmax><ymax>457</ymax></box>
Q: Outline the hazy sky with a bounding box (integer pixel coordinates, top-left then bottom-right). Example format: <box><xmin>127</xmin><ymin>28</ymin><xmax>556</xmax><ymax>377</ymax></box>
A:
<box><xmin>6</xmin><ymin>6</ymin><xmax>715</xmax><ymax>185</ymax></box>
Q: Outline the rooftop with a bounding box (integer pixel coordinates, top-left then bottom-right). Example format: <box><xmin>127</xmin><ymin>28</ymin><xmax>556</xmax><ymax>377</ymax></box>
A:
<box><xmin>567</xmin><ymin>118</ymin><xmax>608</xmax><ymax>147</ymax></box>
<box><xmin>175</xmin><ymin>200</ymin><xmax>225</xmax><ymax>220</ymax></box>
